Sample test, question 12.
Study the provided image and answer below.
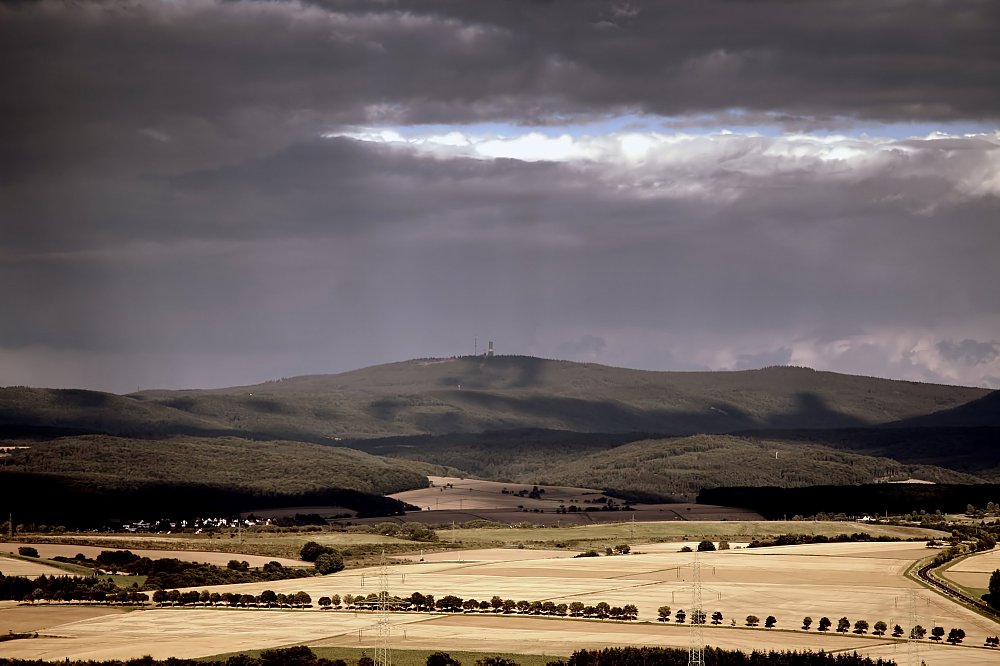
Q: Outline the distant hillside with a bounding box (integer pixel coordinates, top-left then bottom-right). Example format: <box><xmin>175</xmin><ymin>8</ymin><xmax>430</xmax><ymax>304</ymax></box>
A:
<box><xmin>884</xmin><ymin>390</ymin><xmax>1000</xmax><ymax>428</ymax></box>
<box><xmin>123</xmin><ymin>356</ymin><xmax>987</xmax><ymax>439</ymax></box>
<box><xmin>351</xmin><ymin>430</ymin><xmax>984</xmax><ymax>501</ymax></box>
<box><xmin>0</xmin><ymin>434</ymin><xmax>440</xmax><ymax>527</ymax></box>
<box><xmin>0</xmin><ymin>434</ymin><xmax>443</xmax><ymax>496</ymax></box>
<box><xmin>1</xmin><ymin>357</ymin><xmax>994</xmax><ymax>505</ymax></box>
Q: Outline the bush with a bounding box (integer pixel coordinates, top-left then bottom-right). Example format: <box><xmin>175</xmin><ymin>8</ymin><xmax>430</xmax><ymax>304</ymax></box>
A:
<box><xmin>299</xmin><ymin>541</ymin><xmax>327</xmax><ymax>562</ymax></box>
<box><xmin>314</xmin><ymin>551</ymin><xmax>344</xmax><ymax>574</ymax></box>
<box><xmin>17</xmin><ymin>547</ymin><xmax>39</xmax><ymax>558</ymax></box>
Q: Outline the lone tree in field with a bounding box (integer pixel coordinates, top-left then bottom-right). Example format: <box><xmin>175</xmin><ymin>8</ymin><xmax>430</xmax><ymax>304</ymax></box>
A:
<box><xmin>697</xmin><ymin>540</ymin><xmax>716</xmax><ymax>552</ymax></box>
<box><xmin>712</xmin><ymin>611</ymin><xmax>723</xmax><ymax>625</ymax></box>
<box><xmin>818</xmin><ymin>616</ymin><xmax>831</xmax><ymax>632</ymax></box>
<box><xmin>802</xmin><ymin>616</ymin><xmax>813</xmax><ymax>630</ymax></box>
<box><xmin>837</xmin><ymin>617</ymin><xmax>851</xmax><ymax>633</ymax></box>
<box><xmin>745</xmin><ymin>615</ymin><xmax>759</xmax><ymax>627</ymax></box>
<box><xmin>931</xmin><ymin>626</ymin><xmax>945</xmax><ymax>641</ymax></box>
<box><xmin>765</xmin><ymin>616</ymin><xmax>777</xmax><ymax>629</ymax></box>
<box><xmin>947</xmin><ymin>628</ymin><xmax>965</xmax><ymax>644</ymax></box>
<box><xmin>854</xmin><ymin>619</ymin><xmax>869</xmax><ymax>634</ymax></box>
<box><xmin>675</xmin><ymin>609</ymin><xmax>686</xmax><ymax>623</ymax></box>
<box><xmin>873</xmin><ymin>621</ymin><xmax>887</xmax><ymax>636</ymax></box>
<box><xmin>657</xmin><ymin>605</ymin><xmax>671</xmax><ymax>621</ymax></box>
<box><xmin>892</xmin><ymin>624</ymin><xmax>904</xmax><ymax>637</ymax></box>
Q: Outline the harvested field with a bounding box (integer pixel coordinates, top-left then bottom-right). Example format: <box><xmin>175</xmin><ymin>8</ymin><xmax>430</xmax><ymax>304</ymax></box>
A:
<box><xmin>0</xmin><ymin>542</ymin><xmax>309</xmax><ymax>568</ymax></box>
<box><xmin>0</xmin><ymin>554</ymin><xmax>69</xmax><ymax>577</ymax></box>
<box><xmin>385</xmin><ymin>477</ymin><xmax>763</xmax><ymax>524</ymax></box>
<box><xmin>0</xmin><ymin>604</ymin><xmax>128</xmax><ymax>633</ymax></box>
<box><xmin>2</xmin><ymin>539</ymin><xmax>997</xmax><ymax>663</ymax></box>
<box><xmin>434</xmin><ymin>520</ymin><xmax>946</xmax><ymax>548</ymax></box>
<box><xmin>390</xmin><ymin>476</ymin><xmax>606</xmax><ymax>512</ymax></box>
<box><xmin>940</xmin><ymin>548</ymin><xmax>1000</xmax><ymax>594</ymax></box>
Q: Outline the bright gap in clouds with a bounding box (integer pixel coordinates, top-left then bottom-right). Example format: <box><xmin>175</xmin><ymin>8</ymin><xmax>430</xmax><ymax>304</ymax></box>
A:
<box><xmin>328</xmin><ymin>112</ymin><xmax>1000</xmax><ymax>154</ymax></box>
<box><xmin>328</xmin><ymin>114</ymin><xmax>1000</xmax><ymax>169</ymax></box>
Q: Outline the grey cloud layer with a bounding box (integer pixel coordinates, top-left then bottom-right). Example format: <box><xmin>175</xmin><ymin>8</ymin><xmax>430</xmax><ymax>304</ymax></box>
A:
<box><xmin>1</xmin><ymin>0</ymin><xmax>999</xmax><ymax>391</ymax></box>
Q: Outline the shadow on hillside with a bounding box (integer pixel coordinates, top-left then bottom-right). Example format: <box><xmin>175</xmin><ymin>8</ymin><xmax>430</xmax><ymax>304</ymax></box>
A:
<box><xmin>764</xmin><ymin>392</ymin><xmax>868</xmax><ymax>429</ymax></box>
<box><xmin>358</xmin><ymin>390</ymin><xmax>875</xmax><ymax>435</ymax></box>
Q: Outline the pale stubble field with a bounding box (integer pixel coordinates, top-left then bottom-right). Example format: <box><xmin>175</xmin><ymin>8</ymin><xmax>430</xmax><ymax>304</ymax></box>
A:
<box><xmin>2</xmin><ymin>539</ymin><xmax>999</xmax><ymax>664</ymax></box>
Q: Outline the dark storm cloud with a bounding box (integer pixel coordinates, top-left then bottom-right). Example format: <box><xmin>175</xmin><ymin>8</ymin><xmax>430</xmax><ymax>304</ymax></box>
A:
<box><xmin>2</xmin><ymin>0</ymin><xmax>999</xmax><ymax>168</ymax></box>
<box><xmin>2</xmin><ymin>0</ymin><xmax>999</xmax><ymax>391</ymax></box>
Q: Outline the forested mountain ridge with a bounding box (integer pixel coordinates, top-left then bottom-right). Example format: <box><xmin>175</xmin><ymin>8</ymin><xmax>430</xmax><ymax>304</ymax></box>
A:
<box><xmin>3</xmin><ymin>356</ymin><xmax>981</xmax><ymax>441</ymax></box>
<box><xmin>2</xmin><ymin>356</ymin><xmax>995</xmax><ymax>509</ymax></box>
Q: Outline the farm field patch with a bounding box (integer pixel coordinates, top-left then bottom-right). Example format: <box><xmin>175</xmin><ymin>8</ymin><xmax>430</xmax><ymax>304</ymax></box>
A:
<box><xmin>940</xmin><ymin>547</ymin><xmax>1000</xmax><ymax>595</ymax></box>
<box><xmin>0</xmin><ymin>554</ymin><xmax>69</xmax><ymax>578</ymax></box>
<box><xmin>0</xmin><ymin>542</ymin><xmax>309</xmax><ymax>568</ymax></box>
<box><xmin>0</xmin><ymin>603</ymin><xmax>129</xmax><ymax>633</ymax></box>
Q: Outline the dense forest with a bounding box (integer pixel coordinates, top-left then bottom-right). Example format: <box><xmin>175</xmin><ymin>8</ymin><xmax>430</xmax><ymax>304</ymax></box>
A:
<box><xmin>0</xmin><ymin>472</ymin><xmax>416</xmax><ymax>528</ymax></box>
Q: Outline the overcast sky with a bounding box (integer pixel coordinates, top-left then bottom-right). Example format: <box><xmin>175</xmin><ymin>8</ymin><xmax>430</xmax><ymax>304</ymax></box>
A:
<box><xmin>2</xmin><ymin>0</ymin><xmax>999</xmax><ymax>393</ymax></box>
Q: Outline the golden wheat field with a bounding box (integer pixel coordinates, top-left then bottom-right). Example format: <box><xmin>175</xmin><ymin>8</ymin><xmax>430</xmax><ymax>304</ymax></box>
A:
<box><xmin>1</xmin><ymin>537</ymin><xmax>998</xmax><ymax>664</ymax></box>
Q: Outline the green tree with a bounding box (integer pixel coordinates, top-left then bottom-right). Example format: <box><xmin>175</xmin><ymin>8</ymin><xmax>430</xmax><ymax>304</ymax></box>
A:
<box><xmin>299</xmin><ymin>541</ymin><xmax>328</xmax><ymax>562</ymax></box>
<box><xmin>675</xmin><ymin>609</ymin><xmax>686</xmax><ymax>623</ymax></box>
<box><xmin>837</xmin><ymin>617</ymin><xmax>850</xmax><ymax>633</ymax></box>
<box><xmin>892</xmin><ymin>624</ymin><xmax>904</xmax><ymax>637</ymax></box>
<box><xmin>854</xmin><ymin>619</ymin><xmax>869</xmax><ymax>634</ymax></box>
<box><xmin>802</xmin><ymin>616</ymin><xmax>813</xmax><ymax>630</ymax></box>
<box><xmin>818</xmin><ymin>616</ymin><xmax>831</xmax><ymax>632</ymax></box>
<box><xmin>947</xmin><ymin>628</ymin><xmax>965</xmax><ymax>644</ymax></box>
<box><xmin>476</xmin><ymin>658</ymin><xmax>516</xmax><ymax>666</ymax></box>
<box><xmin>570</xmin><ymin>601</ymin><xmax>585</xmax><ymax>616</ymax></box>
<box><xmin>260</xmin><ymin>590</ymin><xmax>277</xmax><ymax>607</ymax></box>
<box><xmin>314</xmin><ymin>551</ymin><xmax>344</xmax><ymax>574</ymax></box>
<box><xmin>988</xmin><ymin>569</ymin><xmax>1000</xmax><ymax>610</ymax></box>
<box><xmin>697</xmin><ymin>540</ymin><xmax>716</xmax><ymax>552</ymax></box>
<box><xmin>873</xmin><ymin>620</ymin><xmax>887</xmax><ymax>636</ymax></box>
<box><xmin>712</xmin><ymin>611</ymin><xmax>723</xmax><ymax>625</ymax></box>
<box><xmin>657</xmin><ymin>605</ymin><xmax>671</xmax><ymax>621</ymax></box>
<box><xmin>426</xmin><ymin>651</ymin><xmax>461</xmax><ymax>666</ymax></box>
<box><xmin>17</xmin><ymin>546</ymin><xmax>39</xmax><ymax>558</ymax></box>
<box><xmin>318</xmin><ymin>596</ymin><xmax>332</xmax><ymax>609</ymax></box>
<box><xmin>911</xmin><ymin>625</ymin><xmax>927</xmax><ymax>640</ymax></box>
<box><xmin>931</xmin><ymin>626</ymin><xmax>945</xmax><ymax>641</ymax></box>
<box><xmin>745</xmin><ymin>615</ymin><xmax>759</xmax><ymax>627</ymax></box>
<box><xmin>764</xmin><ymin>615</ymin><xmax>776</xmax><ymax>629</ymax></box>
